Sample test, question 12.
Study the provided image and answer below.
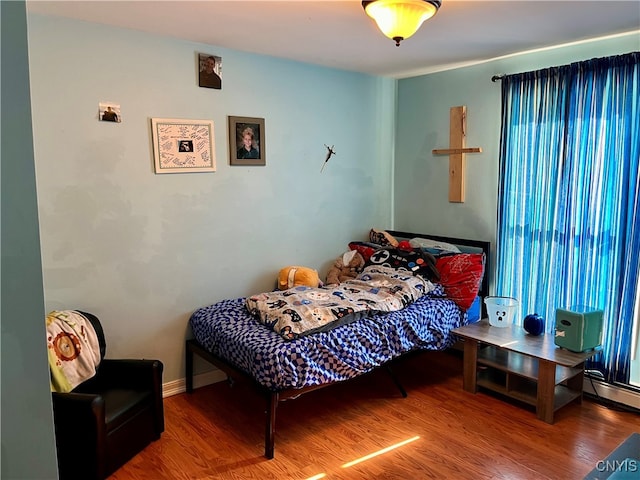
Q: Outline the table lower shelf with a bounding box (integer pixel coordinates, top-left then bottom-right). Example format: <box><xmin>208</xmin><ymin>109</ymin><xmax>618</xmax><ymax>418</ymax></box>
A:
<box><xmin>477</xmin><ymin>346</ymin><xmax>582</xmax><ymax>384</ymax></box>
<box><xmin>477</xmin><ymin>367</ymin><xmax>583</xmax><ymax>412</ymax></box>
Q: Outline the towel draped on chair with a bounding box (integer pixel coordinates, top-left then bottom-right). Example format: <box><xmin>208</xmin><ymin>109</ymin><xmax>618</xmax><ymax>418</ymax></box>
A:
<box><xmin>46</xmin><ymin>310</ymin><xmax>101</xmax><ymax>393</ymax></box>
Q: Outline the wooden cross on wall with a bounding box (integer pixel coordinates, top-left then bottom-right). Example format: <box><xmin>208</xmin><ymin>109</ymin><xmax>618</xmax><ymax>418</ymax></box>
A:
<box><xmin>432</xmin><ymin>106</ymin><xmax>482</xmax><ymax>203</ymax></box>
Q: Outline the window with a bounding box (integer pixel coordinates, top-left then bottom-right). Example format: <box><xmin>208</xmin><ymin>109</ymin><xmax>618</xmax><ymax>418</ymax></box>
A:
<box><xmin>496</xmin><ymin>53</ymin><xmax>640</xmax><ymax>385</ymax></box>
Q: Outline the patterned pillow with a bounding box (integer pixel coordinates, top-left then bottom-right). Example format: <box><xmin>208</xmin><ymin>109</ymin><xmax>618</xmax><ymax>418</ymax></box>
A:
<box><xmin>409</xmin><ymin>237</ymin><xmax>461</xmax><ymax>253</ymax></box>
<box><xmin>369</xmin><ymin>229</ymin><xmax>399</xmax><ymax>247</ymax></box>
<box><xmin>435</xmin><ymin>253</ymin><xmax>485</xmax><ymax>310</ymax></box>
<box><xmin>365</xmin><ymin>246</ymin><xmax>440</xmax><ymax>281</ymax></box>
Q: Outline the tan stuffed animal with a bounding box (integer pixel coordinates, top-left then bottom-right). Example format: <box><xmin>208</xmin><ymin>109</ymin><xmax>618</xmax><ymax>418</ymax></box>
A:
<box><xmin>278</xmin><ymin>266</ymin><xmax>321</xmax><ymax>290</ymax></box>
<box><xmin>326</xmin><ymin>250</ymin><xmax>365</xmax><ymax>285</ymax></box>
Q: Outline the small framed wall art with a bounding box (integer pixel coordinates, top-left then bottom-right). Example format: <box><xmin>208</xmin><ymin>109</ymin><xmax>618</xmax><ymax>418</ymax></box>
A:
<box><xmin>229</xmin><ymin>116</ymin><xmax>266</xmax><ymax>166</ymax></box>
<box><xmin>99</xmin><ymin>102</ymin><xmax>121</xmax><ymax>123</ymax></box>
<box><xmin>150</xmin><ymin>118</ymin><xmax>215</xmax><ymax>174</ymax></box>
<box><xmin>198</xmin><ymin>53</ymin><xmax>222</xmax><ymax>89</ymax></box>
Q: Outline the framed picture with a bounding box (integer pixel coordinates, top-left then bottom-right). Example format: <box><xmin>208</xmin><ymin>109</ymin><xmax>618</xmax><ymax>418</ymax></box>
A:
<box><xmin>99</xmin><ymin>102</ymin><xmax>121</xmax><ymax>123</ymax></box>
<box><xmin>198</xmin><ymin>53</ymin><xmax>222</xmax><ymax>89</ymax></box>
<box><xmin>150</xmin><ymin>118</ymin><xmax>215</xmax><ymax>174</ymax></box>
<box><xmin>229</xmin><ymin>116</ymin><xmax>265</xmax><ymax>166</ymax></box>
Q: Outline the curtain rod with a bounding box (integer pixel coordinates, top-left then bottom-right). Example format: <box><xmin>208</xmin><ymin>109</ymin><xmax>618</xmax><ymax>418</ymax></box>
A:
<box><xmin>491</xmin><ymin>74</ymin><xmax>505</xmax><ymax>82</ymax></box>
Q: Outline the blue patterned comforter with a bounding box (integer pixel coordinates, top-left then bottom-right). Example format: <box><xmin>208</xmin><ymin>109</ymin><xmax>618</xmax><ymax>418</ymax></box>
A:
<box><xmin>190</xmin><ymin>284</ymin><xmax>467</xmax><ymax>391</ymax></box>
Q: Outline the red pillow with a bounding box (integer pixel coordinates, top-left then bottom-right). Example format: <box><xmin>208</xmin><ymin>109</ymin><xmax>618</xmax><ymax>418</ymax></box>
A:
<box><xmin>435</xmin><ymin>253</ymin><xmax>485</xmax><ymax>310</ymax></box>
<box><xmin>348</xmin><ymin>241</ymin><xmax>380</xmax><ymax>262</ymax></box>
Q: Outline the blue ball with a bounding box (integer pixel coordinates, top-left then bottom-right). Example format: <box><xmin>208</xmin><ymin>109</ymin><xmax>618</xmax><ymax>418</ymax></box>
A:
<box><xmin>524</xmin><ymin>313</ymin><xmax>545</xmax><ymax>336</ymax></box>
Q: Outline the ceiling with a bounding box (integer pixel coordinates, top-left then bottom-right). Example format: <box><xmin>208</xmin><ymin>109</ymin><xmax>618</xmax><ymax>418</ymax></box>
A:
<box><xmin>27</xmin><ymin>0</ymin><xmax>640</xmax><ymax>78</ymax></box>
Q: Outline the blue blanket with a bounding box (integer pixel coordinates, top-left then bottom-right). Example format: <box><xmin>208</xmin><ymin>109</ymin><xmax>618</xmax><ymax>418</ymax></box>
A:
<box><xmin>190</xmin><ymin>284</ymin><xmax>466</xmax><ymax>391</ymax></box>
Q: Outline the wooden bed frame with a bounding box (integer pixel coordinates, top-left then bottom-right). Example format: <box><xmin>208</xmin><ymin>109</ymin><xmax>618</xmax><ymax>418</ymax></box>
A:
<box><xmin>185</xmin><ymin>231</ymin><xmax>491</xmax><ymax>459</ymax></box>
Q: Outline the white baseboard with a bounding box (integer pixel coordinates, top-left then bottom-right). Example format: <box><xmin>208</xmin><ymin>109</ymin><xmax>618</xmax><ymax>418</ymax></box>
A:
<box><xmin>161</xmin><ymin>367</ymin><xmax>640</xmax><ymax>411</ymax></box>
<box><xmin>583</xmin><ymin>378</ymin><xmax>640</xmax><ymax>410</ymax></box>
<box><xmin>162</xmin><ymin>369</ymin><xmax>226</xmax><ymax>398</ymax></box>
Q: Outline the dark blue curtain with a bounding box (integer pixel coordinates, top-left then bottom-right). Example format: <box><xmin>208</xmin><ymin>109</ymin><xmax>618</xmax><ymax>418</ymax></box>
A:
<box><xmin>496</xmin><ymin>52</ymin><xmax>640</xmax><ymax>384</ymax></box>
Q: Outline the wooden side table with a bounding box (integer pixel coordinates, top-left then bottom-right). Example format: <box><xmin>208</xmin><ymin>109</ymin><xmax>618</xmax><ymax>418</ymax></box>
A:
<box><xmin>452</xmin><ymin>320</ymin><xmax>600</xmax><ymax>423</ymax></box>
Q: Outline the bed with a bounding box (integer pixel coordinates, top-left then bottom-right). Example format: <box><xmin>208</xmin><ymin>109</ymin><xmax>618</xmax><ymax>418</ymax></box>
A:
<box><xmin>186</xmin><ymin>230</ymin><xmax>491</xmax><ymax>458</ymax></box>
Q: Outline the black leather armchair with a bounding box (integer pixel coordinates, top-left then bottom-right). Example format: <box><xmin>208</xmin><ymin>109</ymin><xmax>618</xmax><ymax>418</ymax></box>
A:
<box><xmin>51</xmin><ymin>311</ymin><xmax>164</xmax><ymax>480</ymax></box>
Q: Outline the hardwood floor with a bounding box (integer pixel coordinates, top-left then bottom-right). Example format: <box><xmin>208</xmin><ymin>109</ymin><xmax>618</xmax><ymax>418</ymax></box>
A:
<box><xmin>110</xmin><ymin>350</ymin><xmax>639</xmax><ymax>480</ymax></box>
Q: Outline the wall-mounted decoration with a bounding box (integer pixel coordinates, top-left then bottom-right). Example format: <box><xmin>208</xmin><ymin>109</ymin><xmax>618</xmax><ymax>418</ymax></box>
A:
<box><xmin>150</xmin><ymin>118</ymin><xmax>215</xmax><ymax>174</ymax></box>
<box><xmin>99</xmin><ymin>102</ymin><xmax>121</xmax><ymax>123</ymax></box>
<box><xmin>229</xmin><ymin>116</ymin><xmax>266</xmax><ymax>166</ymax></box>
<box><xmin>431</xmin><ymin>105</ymin><xmax>483</xmax><ymax>203</ymax></box>
<box><xmin>198</xmin><ymin>53</ymin><xmax>222</xmax><ymax>90</ymax></box>
<box><xmin>320</xmin><ymin>144</ymin><xmax>336</xmax><ymax>172</ymax></box>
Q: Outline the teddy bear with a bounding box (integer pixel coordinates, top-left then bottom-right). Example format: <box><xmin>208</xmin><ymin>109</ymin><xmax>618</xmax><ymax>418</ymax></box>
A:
<box><xmin>277</xmin><ymin>266</ymin><xmax>321</xmax><ymax>290</ymax></box>
<box><xmin>325</xmin><ymin>250</ymin><xmax>365</xmax><ymax>285</ymax></box>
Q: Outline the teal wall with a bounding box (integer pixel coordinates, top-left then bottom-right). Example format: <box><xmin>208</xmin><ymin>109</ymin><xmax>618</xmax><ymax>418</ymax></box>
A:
<box><xmin>26</xmin><ymin>14</ymin><xmax>396</xmax><ymax>385</ymax></box>
<box><xmin>10</xmin><ymin>8</ymin><xmax>638</xmax><ymax>476</ymax></box>
<box><xmin>1</xmin><ymin>2</ymin><xmax>59</xmax><ymax>479</ymax></box>
<box><xmin>395</xmin><ymin>33</ymin><xmax>640</xmax><ymax>286</ymax></box>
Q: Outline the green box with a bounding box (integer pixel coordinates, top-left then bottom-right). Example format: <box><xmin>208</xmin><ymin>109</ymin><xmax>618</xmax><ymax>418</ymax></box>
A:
<box><xmin>554</xmin><ymin>307</ymin><xmax>603</xmax><ymax>352</ymax></box>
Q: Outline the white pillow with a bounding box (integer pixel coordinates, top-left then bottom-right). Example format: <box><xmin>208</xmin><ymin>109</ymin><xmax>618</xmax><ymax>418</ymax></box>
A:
<box><xmin>409</xmin><ymin>237</ymin><xmax>461</xmax><ymax>253</ymax></box>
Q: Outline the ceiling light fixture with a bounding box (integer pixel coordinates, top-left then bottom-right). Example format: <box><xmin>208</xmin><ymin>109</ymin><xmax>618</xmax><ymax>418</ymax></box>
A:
<box><xmin>362</xmin><ymin>0</ymin><xmax>442</xmax><ymax>46</ymax></box>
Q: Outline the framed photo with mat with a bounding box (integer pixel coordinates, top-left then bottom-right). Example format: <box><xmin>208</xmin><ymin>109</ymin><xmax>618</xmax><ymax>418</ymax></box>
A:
<box><xmin>150</xmin><ymin>118</ymin><xmax>215</xmax><ymax>174</ymax></box>
<box><xmin>229</xmin><ymin>116</ymin><xmax>265</xmax><ymax>166</ymax></box>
